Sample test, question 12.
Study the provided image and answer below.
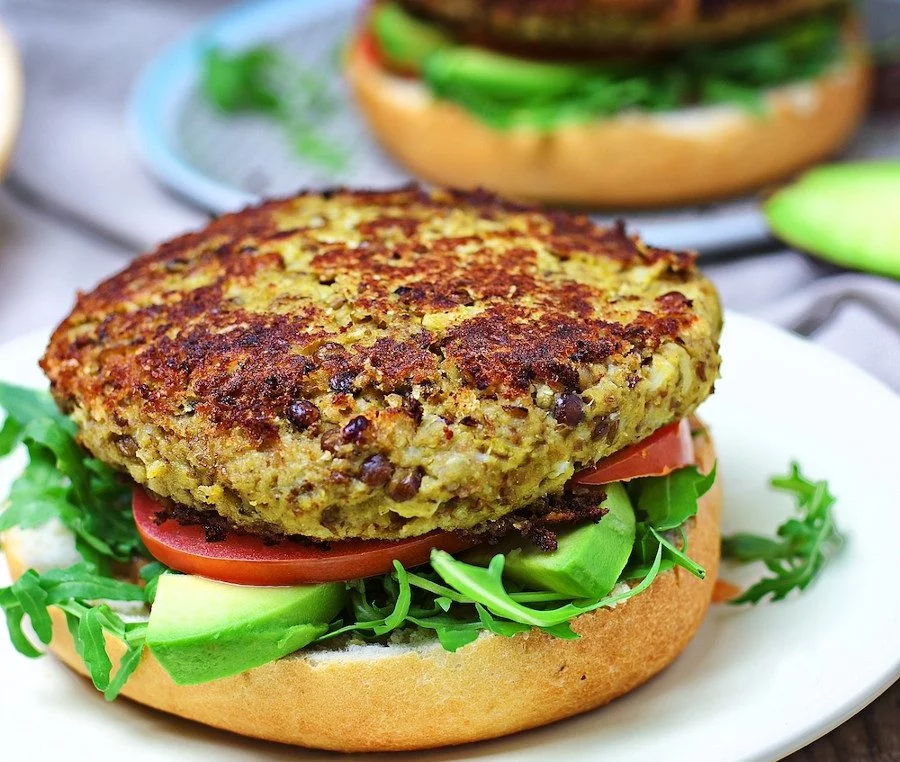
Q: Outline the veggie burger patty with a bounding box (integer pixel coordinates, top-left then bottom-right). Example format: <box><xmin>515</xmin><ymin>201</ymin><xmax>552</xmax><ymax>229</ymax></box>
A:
<box><xmin>396</xmin><ymin>0</ymin><xmax>845</xmax><ymax>50</ymax></box>
<box><xmin>41</xmin><ymin>186</ymin><xmax>721</xmax><ymax>541</ymax></box>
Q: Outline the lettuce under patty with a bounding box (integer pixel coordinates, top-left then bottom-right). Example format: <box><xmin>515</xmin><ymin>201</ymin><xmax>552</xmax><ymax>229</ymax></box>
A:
<box><xmin>375</xmin><ymin>7</ymin><xmax>846</xmax><ymax>129</ymax></box>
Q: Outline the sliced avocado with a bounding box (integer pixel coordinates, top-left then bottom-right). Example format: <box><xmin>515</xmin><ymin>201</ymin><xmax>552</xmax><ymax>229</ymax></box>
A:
<box><xmin>372</xmin><ymin>2</ymin><xmax>452</xmax><ymax>72</ymax></box>
<box><xmin>424</xmin><ymin>47</ymin><xmax>592</xmax><ymax>102</ymax></box>
<box><xmin>146</xmin><ymin>575</ymin><xmax>347</xmax><ymax>685</ymax></box>
<box><xmin>764</xmin><ymin>162</ymin><xmax>900</xmax><ymax>279</ymax></box>
<box><xmin>467</xmin><ymin>483</ymin><xmax>636</xmax><ymax>598</ymax></box>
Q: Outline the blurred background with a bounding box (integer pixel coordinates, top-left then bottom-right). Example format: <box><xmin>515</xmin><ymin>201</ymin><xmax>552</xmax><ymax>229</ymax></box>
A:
<box><xmin>0</xmin><ymin>0</ymin><xmax>896</xmax><ymax>756</ymax></box>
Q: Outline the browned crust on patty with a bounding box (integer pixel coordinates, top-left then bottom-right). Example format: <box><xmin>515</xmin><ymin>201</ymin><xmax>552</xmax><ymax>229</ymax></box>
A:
<box><xmin>41</xmin><ymin>186</ymin><xmax>720</xmax><ymax>539</ymax></box>
<box><xmin>44</xmin><ymin>193</ymin><xmax>696</xmax><ymax>444</ymax></box>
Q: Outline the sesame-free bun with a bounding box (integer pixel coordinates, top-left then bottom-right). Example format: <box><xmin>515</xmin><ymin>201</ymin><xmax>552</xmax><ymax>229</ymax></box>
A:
<box><xmin>4</xmin><ymin>430</ymin><xmax>721</xmax><ymax>752</ymax></box>
<box><xmin>346</xmin><ymin>20</ymin><xmax>870</xmax><ymax>208</ymax></box>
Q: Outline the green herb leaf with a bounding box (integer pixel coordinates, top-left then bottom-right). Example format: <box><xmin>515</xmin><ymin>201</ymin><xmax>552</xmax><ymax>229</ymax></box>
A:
<box><xmin>202</xmin><ymin>47</ymin><xmax>281</xmax><ymax>114</ymax></box>
<box><xmin>104</xmin><ymin>640</ymin><xmax>144</xmax><ymax>702</ymax></box>
<box><xmin>373</xmin><ymin>562</ymin><xmax>412</xmax><ymax>635</ymax></box>
<box><xmin>650</xmin><ymin>526</ymin><xmax>706</xmax><ymax>579</ymax></box>
<box><xmin>0</xmin><ymin>383</ymin><xmax>74</xmax><ymax>433</ymax></box>
<box><xmin>475</xmin><ymin>603</ymin><xmax>531</xmax><ymax>638</ymax></box>
<box><xmin>200</xmin><ymin>45</ymin><xmax>347</xmax><ymax>170</ymax></box>
<box><xmin>139</xmin><ymin>562</ymin><xmax>169</xmax><ymax>604</ymax></box>
<box><xmin>0</xmin><ymin>588</ymin><xmax>43</xmax><ymax>658</ymax></box>
<box><xmin>0</xmin><ymin>562</ymin><xmax>155</xmax><ymax>699</ymax></box>
<box><xmin>634</xmin><ymin>463</ymin><xmax>717</xmax><ymax>531</ymax></box>
<box><xmin>723</xmin><ymin>463</ymin><xmax>842</xmax><ymax>604</ymax></box>
<box><xmin>431</xmin><ymin>545</ymin><xmax>664</xmax><ymax>629</ymax></box>
<box><xmin>0</xmin><ymin>385</ymin><xmax>144</xmax><ymax>565</ymax></box>
<box><xmin>429</xmin><ymin>622</ymin><xmax>480</xmax><ymax>652</ymax></box>
<box><xmin>10</xmin><ymin>570</ymin><xmax>53</xmax><ymax>644</ymax></box>
<box><xmin>73</xmin><ymin>606</ymin><xmax>114</xmax><ymax>692</ymax></box>
<box><xmin>0</xmin><ymin>454</ymin><xmax>68</xmax><ymax>531</ymax></box>
<box><xmin>0</xmin><ymin>416</ymin><xmax>23</xmax><ymax>456</ymax></box>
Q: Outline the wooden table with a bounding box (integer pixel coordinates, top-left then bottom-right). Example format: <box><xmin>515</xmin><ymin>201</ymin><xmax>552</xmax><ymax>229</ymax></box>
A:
<box><xmin>788</xmin><ymin>680</ymin><xmax>899</xmax><ymax>760</ymax></box>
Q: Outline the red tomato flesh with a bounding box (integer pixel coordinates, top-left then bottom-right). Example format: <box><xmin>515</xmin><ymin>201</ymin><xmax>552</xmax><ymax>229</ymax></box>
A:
<box><xmin>133</xmin><ymin>489</ymin><xmax>478</xmax><ymax>586</ymax></box>
<box><xmin>358</xmin><ymin>30</ymin><xmax>383</xmax><ymax>67</ymax></box>
<box><xmin>573</xmin><ymin>419</ymin><xmax>695</xmax><ymax>485</ymax></box>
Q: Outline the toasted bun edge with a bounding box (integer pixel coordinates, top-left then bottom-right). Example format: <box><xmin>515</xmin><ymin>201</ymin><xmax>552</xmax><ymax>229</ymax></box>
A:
<box><xmin>346</xmin><ymin>20</ymin><xmax>870</xmax><ymax>208</ymax></box>
<box><xmin>4</xmin><ymin>428</ymin><xmax>721</xmax><ymax>752</ymax></box>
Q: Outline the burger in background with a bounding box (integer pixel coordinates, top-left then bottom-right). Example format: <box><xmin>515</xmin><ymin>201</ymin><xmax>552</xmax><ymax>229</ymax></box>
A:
<box><xmin>346</xmin><ymin>0</ymin><xmax>871</xmax><ymax>207</ymax></box>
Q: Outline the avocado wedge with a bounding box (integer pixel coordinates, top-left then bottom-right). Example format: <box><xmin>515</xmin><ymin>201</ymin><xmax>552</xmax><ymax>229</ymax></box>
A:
<box><xmin>466</xmin><ymin>483</ymin><xmax>636</xmax><ymax>598</ymax></box>
<box><xmin>146</xmin><ymin>575</ymin><xmax>347</xmax><ymax>685</ymax></box>
<box><xmin>764</xmin><ymin>162</ymin><xmax>900</xmax><ymax>279</ymax></box>
<box><xmin>372</xmin><ymin>2</ymin><xmax>451</xmax><ymax>72</ymax></box>
<box><xmin>425</xmin><ymin>46</ymin><xmax>592</xmax><ymax>102</ymax></box>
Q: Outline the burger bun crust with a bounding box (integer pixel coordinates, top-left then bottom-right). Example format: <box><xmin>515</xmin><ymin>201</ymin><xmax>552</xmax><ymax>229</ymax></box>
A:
<box><xmin>3</xmin><ymin>430</ymin><xmax>721</xmax><ymax>752</ymax></box>
<box><xmin>346</xmin><ymin>22</ymin><xmax>870</xmax><ymax>208</ymax></box>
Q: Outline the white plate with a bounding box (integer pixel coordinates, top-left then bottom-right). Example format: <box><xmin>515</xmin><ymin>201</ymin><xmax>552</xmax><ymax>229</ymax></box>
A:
<box><xmin>1</xmin><ymin>312</ymin><xmax>899</xmax><ymax>761</ymax></box>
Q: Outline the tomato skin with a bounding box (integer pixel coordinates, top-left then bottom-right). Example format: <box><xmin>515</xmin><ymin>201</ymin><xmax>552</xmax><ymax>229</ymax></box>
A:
<box><xmin>133</xmin><ymin>490</ymin><xmax>477</xmax><ymax>586</ymax></box>
<box><xmin>358</xmin><ymin>30</ymin><xmax>383</xmax><ymax>67</ymax></box>
<box><xmin>573</xmin><ymin>419</ymin><xmax>695</xmax><ymax>485</ymax></box>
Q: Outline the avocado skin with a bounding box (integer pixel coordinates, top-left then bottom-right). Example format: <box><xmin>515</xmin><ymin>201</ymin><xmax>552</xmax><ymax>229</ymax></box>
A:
<box><xmin>468</xmin><ymin>483</ymin><xmax>636</xmax><ymax>598</ymax></box>
<box><xmin>146</xmin><ymin>575</ymin><xmax>347</xmax><ymax>686</ymax></box>
<box><xmin>373</xmin><ymin>2</ymin><xmax>451</xmax><ymax>71</ymax></box>
<box><xmin>765</xmin><ymin>162</ymin><xmax>900</xmax><ymax>280</ymax></box>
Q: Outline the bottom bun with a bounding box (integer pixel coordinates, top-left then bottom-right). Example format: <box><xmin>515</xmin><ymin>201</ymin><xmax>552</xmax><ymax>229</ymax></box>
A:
<box><xmin>346</xmin><ymin>21</ymin><xmax>869</xmax><ymax>208</ymax></box>
<box><xmin>4</xmin><ymin>430</ymin><xmax>721</xmax><ymax>752</ymax></box>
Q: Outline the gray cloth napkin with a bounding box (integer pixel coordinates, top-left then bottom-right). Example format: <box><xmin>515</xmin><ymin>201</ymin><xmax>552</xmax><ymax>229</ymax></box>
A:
<box><xmin>0</xmin><ymin>0</ymin><xmax>898</xmax><ymax>394</ymax></box>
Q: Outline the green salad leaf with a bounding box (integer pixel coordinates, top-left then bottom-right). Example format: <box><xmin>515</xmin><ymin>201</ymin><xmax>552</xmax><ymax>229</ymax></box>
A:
<box><xmin>378</xmin><ymin>6</ymin><xmax>843</xmax><ymax>130</ymax></box>
<box><xmin>0</xmin><ymin>383</ymin><xmax>143</xmax><ymax>569</ymax></box>
<box><xmin>634</xmin><ymin>464</ymin><xmax>717</xmax><ymax>531</ymax></box>
<box><xmin>0</xmin><ymin>564</ymin><xmax>151</xmax><ymax>699</ymax></box>
<box><xmin>200</xmin><ymin>45</ymin><xmax>347</xmax><ymax>171</ymax></box>
<box><xmin>722</xmin><ymin>463</ymin><xmax>842</xmax><ymax>604</ymax></box>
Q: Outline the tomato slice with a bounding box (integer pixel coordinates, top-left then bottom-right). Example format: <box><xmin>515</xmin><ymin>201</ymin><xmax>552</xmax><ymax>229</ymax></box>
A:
<box><xmin>358</xmin><ymin>30</ymin><xmax>384</xmax><ymax>67</ymax></box>
<box><xmin>573</xmin><ymin>419</ymin><xmax>695</xmax><ymax>485</ymax></box>
<box><xmin>133</xmin><ymin>489</ymin><xmax>478</xmax><ymax>586</ymax></box>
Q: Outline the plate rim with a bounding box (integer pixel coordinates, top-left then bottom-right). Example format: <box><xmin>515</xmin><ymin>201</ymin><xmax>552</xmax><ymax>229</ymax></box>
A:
<box><xmin>1</xmin><ymin>311</ymin><xmax>898</xmax><ymax>761</ymax></box>
<box><xmin>127</xmin><ymin>0</ymin><xmax>360</xmax><ymax>215</ymax></box>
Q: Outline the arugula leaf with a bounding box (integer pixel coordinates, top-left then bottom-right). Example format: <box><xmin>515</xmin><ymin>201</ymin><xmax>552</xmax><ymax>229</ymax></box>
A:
<box><xmin>650</xmin><ymin>526</ymin><xmax>705</xmax><ymax>579</ymax></box>
<box><xmin>0</xmin><ymin>383</ymin><xmax>74</xmax><ymax>433</ymax></box>
<box><xmin>202</xmin><ymin>47</ymin><xmax>281</xmax><ymax>114</ymax></box>
<box><xmin>0</xmin><ymin>383</ymin><xmax>144</xmax><ymax>566</ymax></box>
<box><xmin>0</xmin><ymin>454</ymin><xmax>69</xmax><ymax>531</ymax></box>
<box><xmin>634</xmin><ymin>464</ymin><xmax>716</xmax><ymax>531</ymax></box>
<box><xmin>406</xmin><ymin>615</ymin><xmax>481</xmax><ymax>652</ymax></box>
<box><xmin>139</xmin><ymin>562</ymin><xmax>169</xmax><ymax>605</ymax></box>
<box><xmin>72</xmin><ymin>606</ymin><xmax>114</xmax><ymax>691</ymax></box>
<box><xmin>722</xmin><ymin>463</ymin><xmax>842</xmax><ymax>604</ymax></box>
<box><xmin>104</xmin><ymin>636</ymin><xmax>145</xmax><ymax>701</ymax></box>
<box><xmin>0</xmin><ymin>416</ymin><xmax>23</xmax><ymax>457</ymax></box>
<box><xmin>200</xmin><ymin>46</ymin><xmax>347</xmax><ymax>171</ymax></box>
<box><xmin>431</xmin><ymin>545</ymin><xmax>664</xmax><ymax>629</ymax></box>
<box><xmin>475</xmin><ymin>604</ymin><xmax>531</xmax><ymax>638</ymax></box>
<box><xmin>372</xmin><ymin>562</ymin><xmax>412</xmax><ymax>635</ymax></box>
<box><xmin>0</xmin><ymin>563</ymin><xmax>152</xmax><ymax>700</ymax></box>
<box><xmin>9</xmin><ymin>570</ymin><xmax>53</xmax><ymax>644</ymax></box>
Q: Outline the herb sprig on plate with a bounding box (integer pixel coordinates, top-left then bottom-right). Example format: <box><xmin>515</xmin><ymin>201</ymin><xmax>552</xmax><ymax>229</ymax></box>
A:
<box><xmin>201</xmin><ymin>45</ymin><xmax>348</xmax><ymax>172</ymax></box>
<box><xmin>722</xmin><ymin>463</ymin><xmax>842</xmax><ymax>604</ymax></box>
